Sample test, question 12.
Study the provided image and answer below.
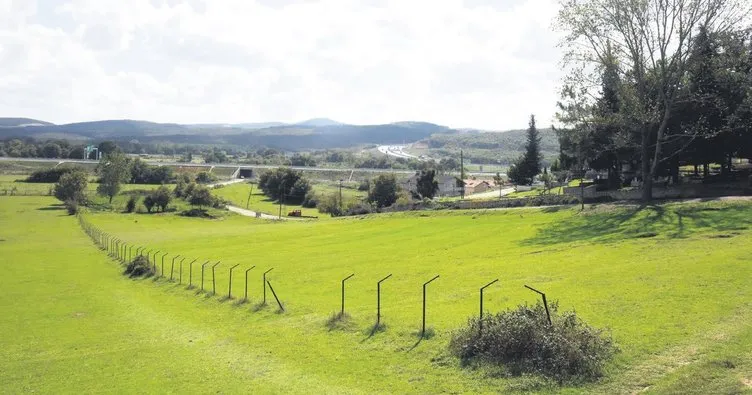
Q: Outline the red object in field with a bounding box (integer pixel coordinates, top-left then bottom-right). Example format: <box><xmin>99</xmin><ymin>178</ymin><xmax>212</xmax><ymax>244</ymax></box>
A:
<box><xmin>288</xmin><ymin>209</ymin><xmax>302</xmax><ymax>217</ymax></box>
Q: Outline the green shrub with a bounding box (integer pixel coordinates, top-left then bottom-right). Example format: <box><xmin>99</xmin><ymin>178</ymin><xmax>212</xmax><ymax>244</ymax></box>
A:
<box><xmin>125</xmin><ymin>196</ymin><xmax>138</xmax><ymax>213</ymax></box>
<box><xmin>195</xmin><ymin>171</ymin><xmax>217</xmax><ymax>184</ymax></box>
<box><xmin>143</xmin><ymin>195</ymin><xmax>156</xmax><ymax>213</ymax></box>
<box><xmin>448</xmin><ymin>301</ymin><xmax>617</xmax><ymax>383</ymax></box>
<box><xmin>124</xmin><ymin>255</ymin><xmax>153</xmax><ymax>277</ymax></box>
<box><xmin>301</xmin><ymin>190</ymin><xmax>319</xmax><ymax>208</ymax></box>
<box><xmin>26</xmin><ymin>167</ymin><xmax>82</xmax><ymax>183</ymax></box>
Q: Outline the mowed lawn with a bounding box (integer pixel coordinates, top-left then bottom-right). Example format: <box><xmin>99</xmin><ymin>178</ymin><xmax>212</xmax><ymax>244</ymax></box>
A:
<box><xmin>1</xmin><ymin>196</ymin><xmax>751</xmax><ymax>393</ymax></box>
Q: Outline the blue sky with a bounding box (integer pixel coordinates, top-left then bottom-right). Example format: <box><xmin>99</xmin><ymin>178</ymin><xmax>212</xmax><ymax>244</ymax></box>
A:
<box><xmin>0</xmin><ymin>0</ymin><xmax>563</xmax><ymax>130</ymax></box>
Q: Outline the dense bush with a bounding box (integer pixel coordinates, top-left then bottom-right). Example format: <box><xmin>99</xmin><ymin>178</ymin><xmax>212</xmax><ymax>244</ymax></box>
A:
<box><xmin>258</xmin><ymin>168</ymin><xmax>311</xmax><ymax>203</ymax></box>
<box><xmin>26</xmin><ymin>167</ymin><xmax>83</xmax><ymax>183</ymax></box>
<box><xmin>358</xmin><ymin>179</ymin><xmax>370</xmax><ymax>191</ymax></box>
<box><xmin>368</xmin><ymin>174</ymin><xmax>399</xmax><ymax>208</ymax></box>
<box><xmin>195</xmin><ymin>171</ymin><xmax>217</xmax><ymax>184</ymax></box>
<box><xmin>130</xmin><ymin>158</ymin><xmax>175</xmax><ymax>184</ymax></box>
<box><xmin>301</xmin><ymin>190</ymin><xmax>319</xmax><ymax>208</ymax></box>
<box><xmin>53</xmin><ymin>170</ymin><xmax>88</xmax><ymax>203</ymax></box>
<box><xmin>125</xmin><ymin>196</ymin><xmax>138</xmax><ymax>213</ymax></box>
<box><xmin>316</xmin><ymin>192</ymin><xmax>344</xmax><ymax>216</ymax></box>
<box><xmin>143</xmin><ymin>194</ymin><xmax>156</xmax><ymax>213</ymax></box>
<box><xmin>152</xmin><ymin>185</ymin><xmax>172</xmax><ymax>211</ymax></box>
<box><xmin>124</xmin><ymin>255</ymin><xmax>153</xmax><ymax>277</ymax></box>
<box><xmin>449</xmin><ymin>302</ymin><xmax>617</xmax><ymax>383</ymax></box>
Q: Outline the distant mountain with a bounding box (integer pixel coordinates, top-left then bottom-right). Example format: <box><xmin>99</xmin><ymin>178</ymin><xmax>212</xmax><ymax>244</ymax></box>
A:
<box><xmin>294</xmin><ymin>118</ymin><xmax>343</xmax><ymax>127</ymax></box>
<box><xmin>0</xmin><ymin>118</ymin><xmax>54</xmax><ymax>127</ymax></box>
<box><xmin>0</xmin><ymin>117</ymin><xmax>459</xmax><ymax>151</ymax></box>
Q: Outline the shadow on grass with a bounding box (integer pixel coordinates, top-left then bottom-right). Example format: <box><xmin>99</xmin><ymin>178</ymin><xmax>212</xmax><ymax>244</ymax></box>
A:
<box><xmin>521</xmin><ymin>202</ymin><xmax>752</xmax><ymax>246</ymax></box>
<box><xmin>408</xmin><ymin>327</ymin><xmax>436</xmax><ymax>352</ymax></box>
<box><xmin>361</xmin><ymin>322</ymin><xmax>386</xmax><ymax>342</ymax></box>
<box><xmin>37</xmin><ymin>204</ymin><xmax>65</xmax><ymax>211</ymax></box>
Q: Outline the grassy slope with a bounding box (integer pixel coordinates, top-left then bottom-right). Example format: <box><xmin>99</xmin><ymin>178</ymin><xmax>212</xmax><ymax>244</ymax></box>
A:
<box><xmin>1</xmin><ymin>197</ymin><xmax>751</xmax><ymax>393</ymax></box>
<box><xmin>212</xmin><ymin>182</ymin><xmax>366</xmax><ymax>219</ymax></box>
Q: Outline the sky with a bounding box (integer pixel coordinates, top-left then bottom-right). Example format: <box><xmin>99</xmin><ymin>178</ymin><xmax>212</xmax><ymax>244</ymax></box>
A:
<box><xmin>0</xmin><ymin>0</ymin><xmax>564</xmax><ymax>130</ymax></box>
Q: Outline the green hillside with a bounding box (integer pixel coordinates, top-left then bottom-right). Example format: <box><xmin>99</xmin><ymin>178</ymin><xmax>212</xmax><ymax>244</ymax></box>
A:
<box><xmin>1</xmin><ymin>196</ymin><xmax>750</xmax><ymax>393</ymax></box>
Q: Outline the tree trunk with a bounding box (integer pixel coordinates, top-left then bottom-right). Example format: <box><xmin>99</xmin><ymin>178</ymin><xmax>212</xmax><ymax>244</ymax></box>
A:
<box><xmin>641</xmin><ymin>125</ymin><xmax>653</xmax><ymax>202</ymax></box>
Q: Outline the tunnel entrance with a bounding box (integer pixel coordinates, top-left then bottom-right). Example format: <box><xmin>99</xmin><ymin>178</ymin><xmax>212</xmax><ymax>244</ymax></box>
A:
<box><xmin>238</xmin><ymin>168</ymin><xmax>254</xmax><ymax>179</ymax></box>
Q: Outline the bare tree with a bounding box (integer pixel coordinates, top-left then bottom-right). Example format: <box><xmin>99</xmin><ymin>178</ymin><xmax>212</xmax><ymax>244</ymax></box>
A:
<box><xmin>556</xmin><ymin>0</ymin><xmax>751</xmax><ymax>200</ymax></box>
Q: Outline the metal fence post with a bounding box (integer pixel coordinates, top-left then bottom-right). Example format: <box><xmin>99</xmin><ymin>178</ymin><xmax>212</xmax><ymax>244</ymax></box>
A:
<box><xmin>211</xmin><ymin>262</ymin><xmax>221</xmax><ymax>295</ymax></box>
<box><xmin>266</xmin><ymin>280</ymin><xmax>284</xmax><ymax>311</ymax></box>
<box><xmin>172</xmin><ymin>255</ymin><xmax>182</xmax><ymax>280</ymax></box>
<box><xmin>341</xmin><ymin>274</ymin><xmax>355</xmax><ymax>316</ymax></box>
<box><xmin>524</xmin><ymin>285</ymin><xmax>552</xmax><ymax>326</ymax></box>
<box><xmin>201</xmin><ymin>261</ymin><xmax>209</xmax><ymax>291</ymax></box>
<box><xmin>422</xmin><ymin>275</ymin><xmax>440</xmax><ymax>337</ymax></box>
<box><xmin>479</xmin><ymin>279</ymin><xmax>499</xmax><ymax>332</ymax></box>
<box><xmin>263</xmin><ymin>268</ymin><xmax>274</xmax><ymax>304</ymax></box>
<box><xmin>228</xmin><ymin>264</ymin><xmax>239</xmax><ymax>299</ymax></box>
<box><xmin>377</xmin><ymin>274</ymin><xmax>393</xmax><ymax>326</ymax></box>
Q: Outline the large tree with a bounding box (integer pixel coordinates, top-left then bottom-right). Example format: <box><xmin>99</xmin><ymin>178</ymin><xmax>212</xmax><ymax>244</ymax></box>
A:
<box><xmin>97</xmin><ymin>152</ymin><xmax>131</xmax><ymax>203</ymax></box>
<box><xmin>556</xmin><ymin>0</ymin><xmax>751</xmax><ymax>200</ymax></box>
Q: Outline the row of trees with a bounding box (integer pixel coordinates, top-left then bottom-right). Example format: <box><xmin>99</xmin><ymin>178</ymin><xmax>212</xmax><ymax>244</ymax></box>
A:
<box><xmin>555</xmin><ymin>0</ymin><xmax>752</xmax><ymax>200</ymax></box>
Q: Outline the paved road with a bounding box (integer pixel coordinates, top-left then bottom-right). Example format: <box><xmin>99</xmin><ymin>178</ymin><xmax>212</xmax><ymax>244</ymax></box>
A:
<box><xmin>377</xmin><ymin>145</ymin><xmax>419</xmax><ymax>160</ymax></box>
<box><xmin>226</xmin><ymin>205</ymin><xmax>303</xmax><ymax>221</ymax></box>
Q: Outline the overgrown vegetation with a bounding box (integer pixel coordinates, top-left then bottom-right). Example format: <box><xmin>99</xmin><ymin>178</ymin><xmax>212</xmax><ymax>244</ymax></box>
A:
<box><xmin>53</xmin><ymin>170</ymin><xmax>88</xmax><ymax>204</ymax></box>
<box><xmin>26</xmin><ymin>166</ymin><xmax>84</xmax><ymax>183</ymax></box>
<box><xmin>449</xmin><ymin>302</ymin><xmax>617</xmax><ymax>383</ymax></box>
<box><xmin>258</xmin><ymin>167</ymin><xmax>312</xmax><ymax>204</ymax></box>
<box><xmin>124</xmin><ymin>255</ymin><xmax>153</xmax><ymax>277</ymax></box>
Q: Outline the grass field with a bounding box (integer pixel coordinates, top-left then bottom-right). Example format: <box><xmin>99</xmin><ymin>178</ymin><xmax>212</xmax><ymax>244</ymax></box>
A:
<box><xmin>1</xmin><ymin>196</ymin><xmax>751</xmax><ymax>393</ymax></box>
<box><xmin>212</xmin><ymin>181</ymin><xmax>367</xmax><ymax>219</ymax></box>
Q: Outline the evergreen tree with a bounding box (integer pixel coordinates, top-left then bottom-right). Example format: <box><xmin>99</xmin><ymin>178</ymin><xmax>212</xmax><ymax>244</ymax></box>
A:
<box><xmin>509</xmin><ymin>115</ymin><xmax>541</xmax><ymax>185</ymax></box>
<box><xmin>415</xmin><ymin>169</ymin><xmax>439</xmax><ymax>199</ymax></box>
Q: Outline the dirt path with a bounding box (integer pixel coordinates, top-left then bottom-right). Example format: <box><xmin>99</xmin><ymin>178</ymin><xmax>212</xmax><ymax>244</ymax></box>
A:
<box><xmin>226</xmin><ymin>205</ymin><xmax>304</xmax><ymax>221</ymax></box>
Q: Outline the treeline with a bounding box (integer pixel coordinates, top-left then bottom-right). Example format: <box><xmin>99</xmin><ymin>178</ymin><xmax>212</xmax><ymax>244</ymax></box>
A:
<box><xmin>0</xmin><ymin>137</ymin><xmax>470</xmax><ymax>171</ymax></box>
<box><xmin>555</xmin><ymin>0</ymin><xmax>752</xmax><ymax>199</ymax></box>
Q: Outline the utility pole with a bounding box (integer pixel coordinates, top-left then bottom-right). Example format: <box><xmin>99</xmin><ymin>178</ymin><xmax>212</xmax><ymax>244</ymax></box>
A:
<box><xmin>338</xmin><ymin>179</ymin><xmax>343</xmax><ymax>210</ymax></box>
<box><xmin>246</xmin><ymin>183</ymin><xmax>254</xmax><ymax>209</ymax></box>
<box><xmin>460</xmin><ymin>150</ymin><xmax>465</xmax><ymax>199</ymax></box>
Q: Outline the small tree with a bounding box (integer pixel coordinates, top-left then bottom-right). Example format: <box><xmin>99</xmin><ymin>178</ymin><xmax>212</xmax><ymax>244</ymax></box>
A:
<box><xmin>153</xmin><ymin>186</ymin><xmax>172</xmax><ymax>212</ymax></box>
<box><xmin>126</xmin><ymin>196</ymin><xmax>138</xmax><ymax>213</ymax></box>
<box><xmin>96</xmin><ymin>152</ymin><xmax>131</xmax><ymax>203</ymax></box>
<box><xmin>174</xmin><ymin>178</ymin><xmax>186</xmax><ymax>198</ymax></box>
<box><xmin>189</xmin><ymin>186</ymin><xmax>214</xmax><ymax>208</ymax></box>
<box><xmin>195</xmin><ymin>171</ymin><xmax>216</xmax><ymax>184</ymax></box>
<box><xmin>53</xmin><ymin>170</ymin><xmax>88</xmax><ymax>203</ymax></box>
<box><xmin>368</xmin><ymin>174</ymin><xmax>399</xmax><ymax>208</ymax></box>
<box><xmin>415</xmin><ymin>169</ymin><xmax>439</xmax><ymax>199</ymax></box>
<box><xmin>143</xmin><ymin>195</ymin><xmax>156</xmax><ymax>213</ymax></box>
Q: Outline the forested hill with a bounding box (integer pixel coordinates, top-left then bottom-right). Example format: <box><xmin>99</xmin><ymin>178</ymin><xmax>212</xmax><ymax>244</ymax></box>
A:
<box><xmin>0</xmin><ymin>117</ymin><xmax>557</xmax><ymax>155</ymax></box>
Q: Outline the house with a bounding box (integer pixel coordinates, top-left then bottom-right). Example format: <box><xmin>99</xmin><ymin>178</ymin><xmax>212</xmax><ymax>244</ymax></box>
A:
<box><xmin>463</xmin><ymin>179</ymin><xmax>493</xmax><ymax>195</ymax></box>
<box><xmin>401</xmin><ymin>173</ymin><xmax>461</xmax><ymax>197</ymax></box>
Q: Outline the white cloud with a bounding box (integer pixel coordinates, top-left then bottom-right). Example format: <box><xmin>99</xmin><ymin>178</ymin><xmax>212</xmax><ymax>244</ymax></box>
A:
<box><xmin>0</xmin><ymin>0</ymin><xmax>564</xmax><ymax>130</ymax></box>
